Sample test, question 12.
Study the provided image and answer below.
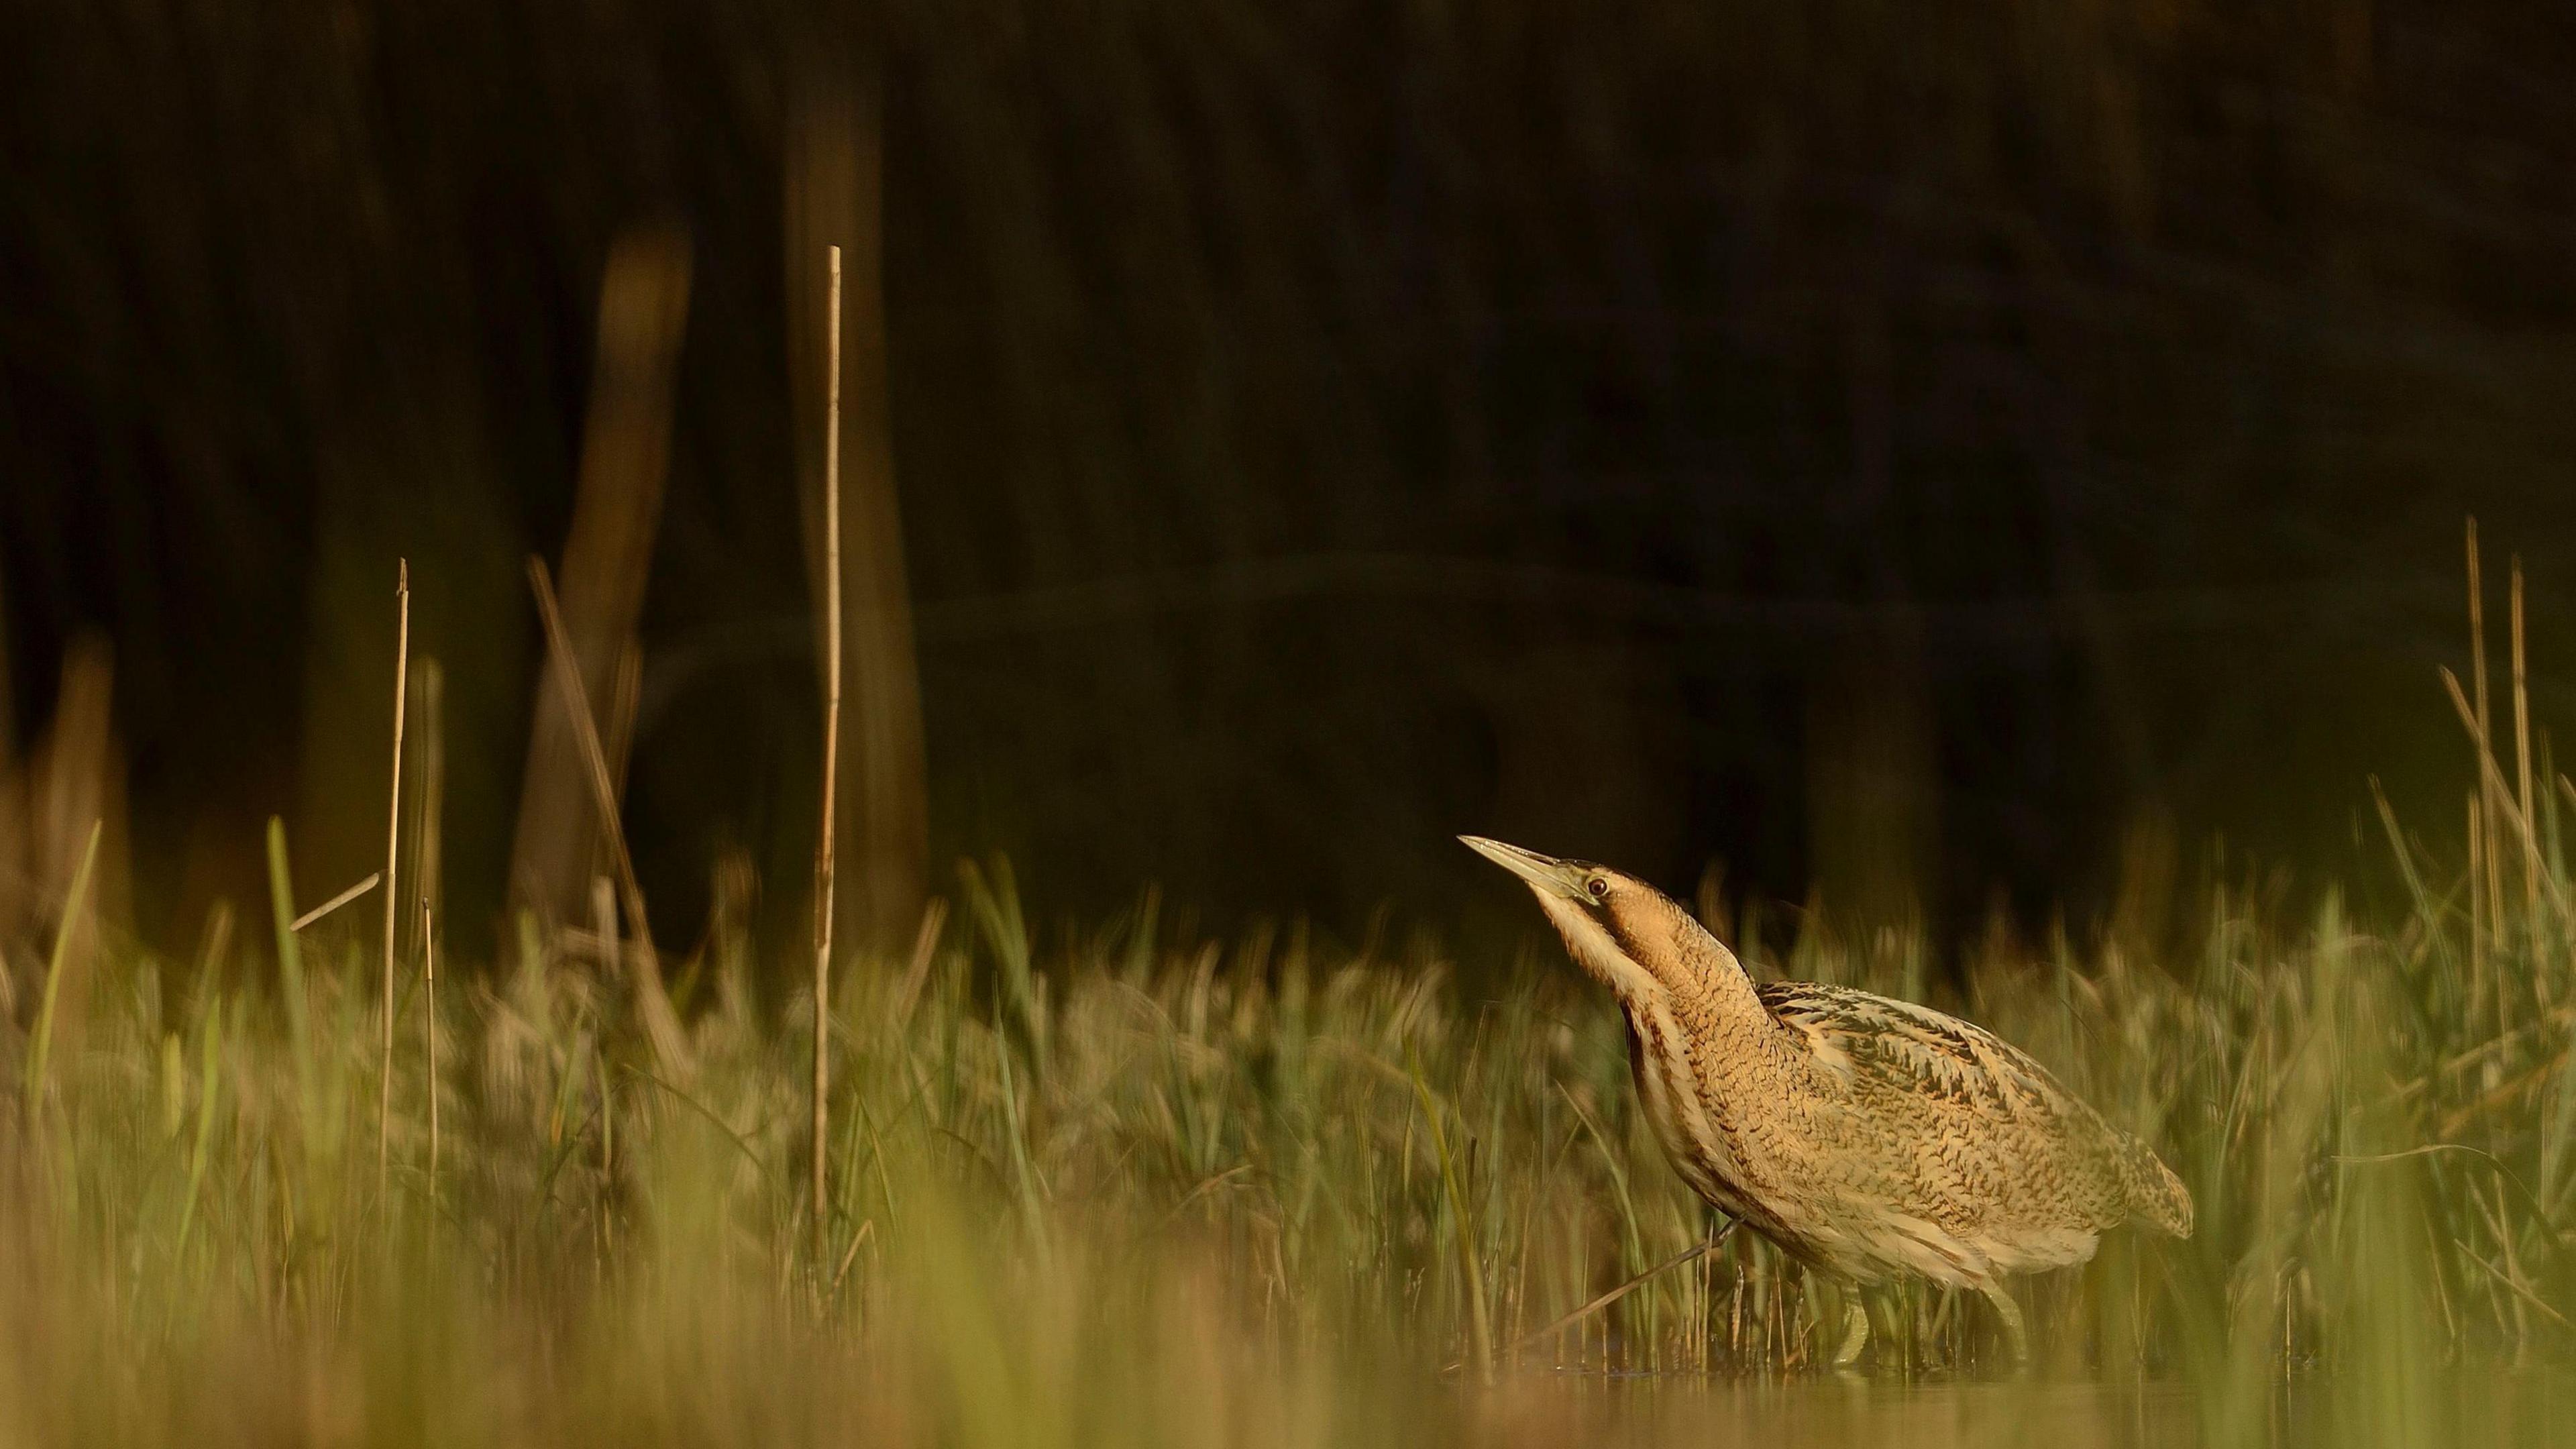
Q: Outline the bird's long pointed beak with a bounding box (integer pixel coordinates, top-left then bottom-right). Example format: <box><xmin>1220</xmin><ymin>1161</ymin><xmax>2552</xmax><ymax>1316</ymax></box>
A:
<box><xmin>1458</xmin><ymin>835</ymin><xmax>1591</xmax><ymax>902</ymax></box>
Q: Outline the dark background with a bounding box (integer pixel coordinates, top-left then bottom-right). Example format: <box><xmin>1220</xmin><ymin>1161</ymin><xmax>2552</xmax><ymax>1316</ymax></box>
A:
<box><xmin>5</xmin><ymin>0</ymin><xmax>2575</xmax><ymax>969</ymax></box>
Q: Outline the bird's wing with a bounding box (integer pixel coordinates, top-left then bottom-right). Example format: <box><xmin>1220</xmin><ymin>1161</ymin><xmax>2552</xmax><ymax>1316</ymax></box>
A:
<box><xmin>1756</xmin><ymin>981</ymin><xmax>2082</xmax><ymax>1124</ymax></box>
<box><xmin>1756</xmin><ymin>981</ymin><xmax>2177</xmax><ymax>1248</ymax></box>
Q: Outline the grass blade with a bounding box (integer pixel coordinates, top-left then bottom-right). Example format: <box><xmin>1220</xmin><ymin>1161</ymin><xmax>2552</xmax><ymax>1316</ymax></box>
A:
<box><xmin>21</xmin><ymin>820</ymin><xmax>103</xmax><ymax>1110</ymax></box>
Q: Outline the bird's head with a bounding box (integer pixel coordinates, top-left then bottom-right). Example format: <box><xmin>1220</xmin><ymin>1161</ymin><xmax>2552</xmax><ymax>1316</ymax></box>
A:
<box><xmin>1459</xmin><ymin>836</ymin><xmax>1730</xmax><ymax>1009</ymax></box>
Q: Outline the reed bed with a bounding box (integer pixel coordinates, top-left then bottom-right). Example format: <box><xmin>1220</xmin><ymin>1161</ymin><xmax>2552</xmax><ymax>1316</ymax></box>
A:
<box><xmin>2</xmin><ymin>790</ymin><xmax>2573</xmax><ymax>1447</ymax></box>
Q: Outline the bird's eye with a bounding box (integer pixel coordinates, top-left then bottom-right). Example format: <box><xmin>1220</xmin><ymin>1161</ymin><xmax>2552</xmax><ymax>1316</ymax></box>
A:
<box><xmin>1586</xmin><ymin>875</ymin><xmax>1611</xmax><ymax>902</ymax></box>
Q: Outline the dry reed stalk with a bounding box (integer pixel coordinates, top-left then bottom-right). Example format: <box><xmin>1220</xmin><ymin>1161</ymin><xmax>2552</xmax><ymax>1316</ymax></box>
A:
<box><xmin>602</xmin><ymin>641</ymin><xmax>643</xmax><ymax>787</ymax></box>
<box><xmin>890</xmin><ymin>896</ymin><xmax>951</xmax><ymax>1027</ymax></box>
<box><xmin>529</xmin><ymin>555</ymin><xmax>692</xmax><ymax>1077</ymax></box>
<box><xmin>792</xmin><ymin>88</ymin><xmax>926</xmax><ymax>952</ymax></box>
<box><xmin>828</xmin><ymin>1218</ymin><xmax>873</xmax><ymax>1296</ymax></box>
<box><xmin>1448</xmin><ymin>1223</ymin><xmax>1739</xmax><ymax>1374</ymax></box>
<box><xmin>2469</xmin><ymin>793</ymin><xmax>2486</xmax><ymax>1026</ymax></box>
<box><xmin>591</xmin><ymin>874</ymin><xmax>616</xmax><ymax>977</ymax></box>
<box><xmin>598</xmin><ymin>1034</ymin><xmax>614</xmax><ymax>1223</ymax></box>
<box><xmin>289</xmin><ymin>872</ymin><xmax>379</xmax><ymax>931</ymax></box>
<box><xmin>2439</xmin><ymin>667</ymin><xmax>2567</xmax><ymax>919</ymax></box>
<box><xmin>2512</xmin><ymin>557</ymin><xmax>2539</xmax><ymax>917</ymax></box>
<box><xmin>2469</xmin><ymin>521</ymin><xmax>2504</xmax><ymax>942</ymax></box>
<box><xmin>813</xmin><ymin>244</ymin><xmax>845</xmax><ymax>1267</ymax></box>
<box><xmin>596</xmin><ymin>639</ymin><xmax>643</xmax><ymax>890</ymax></box>
<box><xmin>423</xmin><ymin>903</ymin><xmax>439</xmax><ymax>1202</ymax></box>
<box><xmin>378</xmin><ymin>560</ymin><xmax>409</xmax><ymax>1195</ymax></box>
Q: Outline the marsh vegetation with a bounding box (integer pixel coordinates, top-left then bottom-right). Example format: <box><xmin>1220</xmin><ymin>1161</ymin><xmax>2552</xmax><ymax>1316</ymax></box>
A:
<box><xmin>4</xmin><ymin>746</ymin><xmax>2573</xmax><ymax>1444</ymax></box>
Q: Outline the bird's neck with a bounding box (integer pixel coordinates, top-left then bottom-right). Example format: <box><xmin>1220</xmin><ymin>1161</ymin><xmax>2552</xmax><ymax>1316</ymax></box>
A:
<box><xmin>1615</xmin><ymin>948</ymin><xmax>1797</xmax><ymax>1211</ymax></box>
<box><xmin>1672</xmin><ymin>931</ymin><xmax>1778</xmax><ymax>1031</ymax></box>
<box><xmin>1621</xmin><ymin>942</ymin><xmax>1780</xmax><ymax>1057</ymax></box>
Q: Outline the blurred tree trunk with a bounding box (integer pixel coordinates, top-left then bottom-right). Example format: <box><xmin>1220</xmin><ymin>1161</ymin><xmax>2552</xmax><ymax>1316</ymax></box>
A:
<box><xmin>788</xmin><ymin>74</ymin><xmax>929</xmax><ymax>957</ymax></box>
<box><xmin>507</xmin><ymin>231</ymin><xmax>690</xmax><ymax>928</ymax></box>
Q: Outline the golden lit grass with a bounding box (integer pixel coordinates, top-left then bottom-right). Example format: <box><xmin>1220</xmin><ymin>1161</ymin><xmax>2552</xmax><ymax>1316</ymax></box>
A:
<box><xmin>3</xmin><ymin>817</ymin><xmax>2573</xmax><ymax>1446</ymax></box>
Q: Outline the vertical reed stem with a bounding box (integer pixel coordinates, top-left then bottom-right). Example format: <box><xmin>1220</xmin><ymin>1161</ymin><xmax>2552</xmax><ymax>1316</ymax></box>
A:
<box><xmin>379</xmin><ymin>561</ymin><xmax>409</xmax><ymax>1197</ymax></box>
<box><xmin>2468</xmin><ymin>521</ymin><xmax>2501</xmax><ymax>944</ymax></box>
<box><xmin>2512</xmin><ymin>556</ymin><xmax>2538</xmax><ymax>918</ymax></box>
<box><xmin>813</xmin><ymin>245</ymin><xmax>845</xmax><ymax>1269</ymax></box>
<box><xmin>424</xmin><ymin>903</ymin><xmax>439</xmax><ymax>1205</ymax></box>
<box><xmin>2469</xmin><ymin>792</ymin><xmax>2487</xmax><ymax>1026</ymax></box>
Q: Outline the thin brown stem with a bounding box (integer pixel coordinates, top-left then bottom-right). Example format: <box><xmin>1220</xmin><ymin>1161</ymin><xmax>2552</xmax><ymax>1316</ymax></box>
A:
<box><xmin>378</xmin><ymin>560</ymin><xmax>409</xmax><ymax>1197</ymax></box>
<box><xmin>889</xmin><ymin>896</ymin><xmax>950</xmax><ymax>1027</ymax></box>
<box><xmin>424</xmin><ymin>903</ymin><xmax>439</xmax><ymax>1206</ymax></box>
<box><xmin>2513</xmin><ymin>556</ymin><xmax>2538</xmax><ymax>918</ymax></box>
<box><xmin>290</xmin><ymin>872</ymin><xmax>379</xmax><ymax>932</ymax></box>
<box><xmin>814</xmin><ymin>244</ymin><xmax>845</xmax><ymax>1269</ymax></box>
<box><xmin>528</xmin><ymin>555</ymin><xmax>692</xmax><ymax>1077</ymax></box>
<box><xmin>1447</xmin><ymin>1222</ymin><xmax>1739</xmax><ymax>1374</ymax></box>
<box><xmin>2441</xmin><ymin>667</ymin><xmax>2569</xmax><ymax>919</ymax></box>
<box><xmin>2469</xmin><ymin>793</ymin><xmax>2487</xmax><ymax>1027</ymax></box>
<box><xmin>2469</xmin><ymin>521</ymin><xmax>2502</xmax><ymax>943</ymax></box>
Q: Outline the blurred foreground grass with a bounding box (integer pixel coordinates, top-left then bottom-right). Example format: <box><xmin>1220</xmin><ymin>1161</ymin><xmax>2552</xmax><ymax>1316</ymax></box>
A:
<box><xmin>4</xmin><ymin>822</ymin><xmax>2575</xmax><ymax>1448</ymax></box>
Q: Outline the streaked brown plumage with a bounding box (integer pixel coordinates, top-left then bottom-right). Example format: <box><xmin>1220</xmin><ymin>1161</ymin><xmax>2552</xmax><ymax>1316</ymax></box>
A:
<box><xmin>1462</xmin><ymin>837</ymin><xmax>2190</xmax><ymax>1366</ymax></box>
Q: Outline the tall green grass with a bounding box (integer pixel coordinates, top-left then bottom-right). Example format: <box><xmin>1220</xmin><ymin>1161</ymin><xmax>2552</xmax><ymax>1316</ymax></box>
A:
<box><xmin>3</xmin><ymin>789</ymin><xmax>2573</xmax><ymax>1444</ymax></box>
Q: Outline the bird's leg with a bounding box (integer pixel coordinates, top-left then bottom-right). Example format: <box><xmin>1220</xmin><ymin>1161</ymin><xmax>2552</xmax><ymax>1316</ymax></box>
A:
<box><xmin>1832</xmin><ymin>1290</ymin><xmax>1870</xmax><ymax>1368</ymax></box>
<box><xmin>1977</xmin><ymin>1281</ymin><xmax>2029</xmax><ymax>1368</ymax></box>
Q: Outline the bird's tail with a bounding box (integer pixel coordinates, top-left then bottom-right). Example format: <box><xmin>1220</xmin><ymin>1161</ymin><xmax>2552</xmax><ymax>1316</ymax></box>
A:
<box><xmin>2120</xmin><ymin>1132</ymin><xmax>2194</xmax><ymax>1238</ymax></box>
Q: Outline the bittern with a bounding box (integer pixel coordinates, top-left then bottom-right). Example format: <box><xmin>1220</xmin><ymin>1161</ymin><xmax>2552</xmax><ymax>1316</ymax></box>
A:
<box><xmin>1462</xmin><ymin>837</ymin><xmax>2190</xmax><ymax>1367</ymax></box>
